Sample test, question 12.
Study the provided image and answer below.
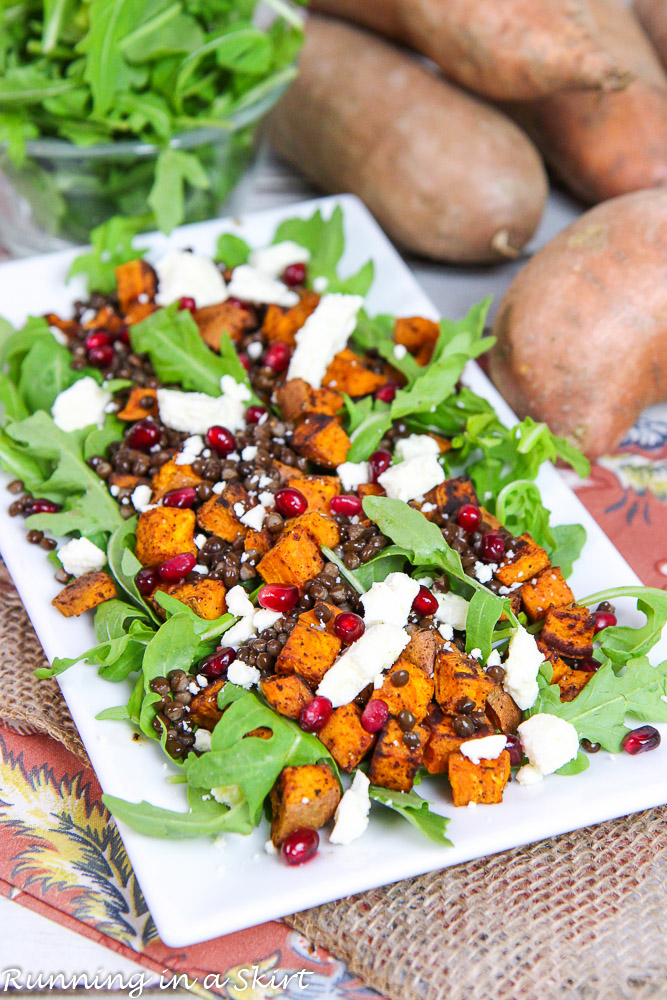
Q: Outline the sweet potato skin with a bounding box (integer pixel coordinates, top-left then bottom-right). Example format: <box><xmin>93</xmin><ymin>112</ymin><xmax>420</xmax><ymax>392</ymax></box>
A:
<box><xmin>270</xmin><ymin>18</ymin><xmax>547</xmax><ymax>264</ymax></box>
<box><xmin>52</xmin><ymin>571</ymin><xmax>117</xmax><ymax>618</ymax></box>
<box><xmin>489</xmin><ymin>189</ymin><xmax>667</xmax><ymax>458</ymax></box>
<box><xmin>635</xmin><ymin>0</ymin><xmax>667</xmax><ymax>68</ymax></box>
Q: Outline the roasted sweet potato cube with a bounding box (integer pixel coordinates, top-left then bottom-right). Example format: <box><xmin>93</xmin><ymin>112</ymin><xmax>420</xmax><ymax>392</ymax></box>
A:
<box><xmin>541</xmin><ymin>605</ymin><xmax>595</xmax><ymax>659</ymax></box>
<box><xmin>115</xmin><ymin>259</ymin><xmax>157</xmax><ymax>314</ymax></box>
<box><xmin>357</xmin><ymin>482</ymin><xmax>385</xmax><ymax>499</ymax></box>
<box><xmin>478</xmin><ymin>506</ymin><xmax>503</xmax><ymax>532</ymax></box>
<box><xmin>287</xmin><ymin>475</ymin><xmax>341</xmax><ymax>514</ymax></box>
<box><xmin>323</xmin><ymin>348</ymin><xmax>388</xmax><ymax>397</ymax></box>
<box><xmin>108</xmin><ymin>472</ymin><xmax>143</xmax><ymax>492</ymax></box>
<box><xmin>495</xmin><ymin>533</ymin><xmax>551</xmax><ymax>587</ymax></box>
<box><xmin>434</xmin><ymin>647</ymin><xmax>495</xmax><ymax>714</ymax></box>
<box><xmin>52</xmin><ymin>571</ymin><xmax>117</xmax><ymax>618</ymax></box>
<box><xmin>275</xmin><ymin>379</ymin><xmax>343</xmax><ymax>423</ymax></box>
<box><xmin>260</xmin><ymin>674</ymin><xmax>314</xmax><ymax>719</ymax></box>
<box><xmin>125</xmin><ymin>302</ymin><xmax>157</xmax><ymax>326</ymax></box>
<box><xmin>555</xmin><ymin>668</ymin><xmax>593</xmax><ymax>703</ymax></box>
<box><xmin>117</xmin><ymin>386</ymin><xmax>158</xmax><ymax>421</ymax></box>
<box><xmin>318</xmin><ymin>703</ymin><xmax>376</xmax><ymax>772</ymax></box>
<box><xmin>422</xmin><ymin>476</ymin><xmax>478</xmax><ymax>519</ymax></box>
<box><xmin>151</xmin><ymin>459</ymin><xmax>203</xmax><ymax>501</ymax></box>
<box><xmin>368</xmin><ymin>718</ymin><xmax>429</xmax><ymax>792</ymax></box>
<box><xmin>82</xmin><ymin>303</ymin><xmax>124</xmax><ymax>333</ymax></box>
<box><xmin>194</xmin><ymin>301</ymin><xmax>254</xmax><ymax>350</ymax></box>
<box><xmin>196</xmin><ymin>482</ymin><xmax>249</xmax><ymax>542</ymax></box>
<box><xmin>448</xmin><ymin>750</ymin><xmax>511</xmax><ymax>807</ymax></box>
<box><xmin>244</xmin><ymin>527</ymin><xmax>272</xmax><ymax>555</ymax></box>
<box><xmin>283</xmin><ymin>511</ymin><xmax>340</xmax><ymax>548</ymax></box>
<box><xmin>257</xmin><ymin>524</ymin><xmax>324</xmax><ymax>588</ymax></box>
<box><xmin>135</xmin><ymin>507</ymin><xmax>196</xmax><ymax>567</ymax></box>
<box><xmin>486</xmin><ymin>687</ymin><xmax>522</xmax><ymax>734</ymax></box>
<box><xmin>263</xmin><ymin>291</ymin><xmax>320</xmax><ymax>346</ymax></box>
<box><xmin>44</xmin><ymin>312</ymin><xmax>77</xmax><ymax>338</ymax></box>
<box><xmin>275</xmin><ymin>608</ymin><xmax>342</xmax><ymax>685</ymax></box>
<box><xmin>273</xmin><ymin>459</ymin><xmax>304</xmax><ymax>483</ymax></box>
<box><xmin>423</xmin><ymin>705</ymin><xmax>493</xmax><ymax>774</ymax></box>
<box><xmin>190</xmin><ymin>679</ymin><xmax>226</xmax><ymax>730</ymax></box>
<box><xmin>403</xmin><ymin>629</ymin><xmax>441</xmax><ymax>676</ymax></box>
<box><xmin>521</xmin><ymin>567</ymin><xmax>574</xmax><ymax>623</ymax></box>
<box><xmin>394</xmin><ymin>316</ymin><xmax>439</xmax><ymax>366</ymax></box>
<box><xmin>270</xmin><ymin>762</ymin><xmax>340</xmax><ymax>846</ymax></box>
<box><xmin>154</xmin><ymin>578</ymin><xmax>227</xmax><ymax>620</ymax></box>
<box><xmin>370</xmin><ymin>657</ymin><xmax>434</xmax><ymax>722</ymax></box>
<box><xmin>246</xmin><ymin>726</ymin><xmax>272</xmax><ymax>740</ymax></box>
<box><xmin>292</xmin><ymin>414</ymin><xmax>350</xmax><ymax>468</ymax></box>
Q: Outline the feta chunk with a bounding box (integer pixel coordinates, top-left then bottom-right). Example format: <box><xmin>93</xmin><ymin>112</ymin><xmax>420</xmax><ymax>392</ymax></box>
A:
<box><xmin>226</xmin><ymin>264</ymin><xmax>298</xmax><ymax>306</ymax></box>
<box><xmin>361</xmin><ymin>572</ymin><xmax>420</xmax><ymax>628</ymax></box>
<box><xmin>241</xmin><ymin>445</ymin><xmax>258</xmax><ymax>461</ymax></box>
<box><xmin>131</xmin><ymin>484</ymin><xmax>154</xmax><ymax>513</ymax></box>
<box><xmin>227</xmin><ymin>660</ymin><xmax>261</xmax><ymax>690</ymax></box>
<box><xmin>473</xmin><ymin>561</ymin><xmax>495</xmax><ymax>584</ymax></box>
<box><xmin>240</xmin><ymin>504</ymin><xmax>266</xmax><ymax>531</ymax></box>
<box><xmin>316</xmin><ymin>624</ymin><xmax>410</xmax><ymax>707</ymax></box>
<box><xmin>224</xmin><ymin>616</ymin><xmax>257</xmax><ymax>649</ymax></box>
<box><xmin>156</xmin><ymin>376</ymin><xmax>250</xmax><ymax>435</ymax></box>
<box><xmin>51</xmin><ymin>376</ymin><xmax>110</xmax><ymax>432</ymax></box>
<box><xmin>394</xmin><ymin>434</ymin><xmax>440</xmax><ymax>462</ymax></box>
<box><xmin>378</xmin><ymin>454</ymin><xmax>445</xmax><ymax>502</ymax></box>
<box><xmin>393</xmin><ymin>344</ymin><xmax>408</xmax><ymax>360</ymax></box>
<box><xmin>254</xmin><ymin>609</ymin><xmax>283</xmax><ymax>632</ymax></box>
<box><xmin>434</xmin><ymin>592</ymin><xmax>469</xmax><ymax>631</ymax></box>
<box><xmin>460</xmin><ymin>734</ymin><xmax>507</xmax><ymax>765</ymax></box>
<box><xmin>174</xmin><ymin>434</ymin><xmax>205</xmax><ymax>466</ymax></box>
<box><xmin>225</xmin><ymin>585</ymin><xmax>254</xmax><ymax>618</ymax></box>
<box><xmin>337</xmin><ymin>461</ymin><xmax>370</xmax><ymax>491</ymax></box>
<box><xmin>330</xmin><ymin>771</ymin><xmax>371</xmax><ymax>845</ymax></box>
<box><xmin>248</xmin><ymin>240</ymin><xmax>310</xmax><ymax>278</ymax></box>
<box><xmin>194</xmin><ymin>729</ymin><xmax>212</xmax><ymax>753</ymax></box>
<box><xmin>287</xmin><ymin>293</ymin><xmax>364</xmax><ymax>388</ymax></box>
<box><xmin>517</xmin><ymin>713</ymin><xmax>579</xmax><ymax>783</ymax></box>
<box><xmin>154</xmin><ymin>249</ymin><xmax>227</xmax><ymax>308</ymax></box>
<box><xmin>313</xmin><ymin>276</ymin><xmax>329</xmax><ymax>293</ymax></box>
<box><xmin>486</xmin><ymin>649</ymin><xmax>502</xmax><ymax>669</ymax></box>
<box><xmin>58</xmin><ymin>537</ymin><xmax>107</xmax><ymax>577</ymax></box>
<box><xmin>502</xmin><ymin>625</ymin><xmax>545</xmax><ymax>711</ymax></box>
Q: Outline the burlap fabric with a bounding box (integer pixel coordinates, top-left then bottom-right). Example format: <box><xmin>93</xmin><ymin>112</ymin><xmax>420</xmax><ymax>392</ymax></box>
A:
<box><xmin>2</xmin><ymin>558</ymin><xmax>667</xmax><ymax>1000</ymax></box>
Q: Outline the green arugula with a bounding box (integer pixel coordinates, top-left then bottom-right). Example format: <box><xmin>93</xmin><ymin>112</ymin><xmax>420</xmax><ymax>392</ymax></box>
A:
<box><xmin>215</xmin><ymin>232</ymin><xmax>251</xmax><ymax>268</ymax></box>
<box><xmin>68</xmin><ymin>216</ymin><xmax>149</xmax><ymax>294</ymax></box>
<box><xmin>495</xmin><ymin>480</ymin><xmax>587</xmax><ymax>574</ymax></box>
<box><xmin>103</xmin><ymin>783</ymin><xmax>253</xmax><ymax>838</ymax></box>
<box><xmin>369</xmin><ymin>786</ymin><xmax>451</xmax><ymax>845</ymax></box>
<box><xmin>351</xmin><ymin>311</ymin><xmax>422</xmax><ymax>384</ymax></box>
<box><xmin>147</xmin><ymin>147</ymin><xmax>210</xmax><ymax>234</ymax></box>
<box><xmin>37</xmin><ymin>602</ymin><xmax>152</xmax><ymax>681</ymax></box>
<box><xmin>106</xmin><ymin>518</ymin><xmax>160</xmax><ymax>623</ymax></box>
<box><xmin>273</xmin><ymin>206</ymin><xmax>374</xmax><ymax>295</ymax></box>
<box><xmin>576</xmin><ymin>586</ymin><xmax>667</xmax><ymax>664</ymax></box>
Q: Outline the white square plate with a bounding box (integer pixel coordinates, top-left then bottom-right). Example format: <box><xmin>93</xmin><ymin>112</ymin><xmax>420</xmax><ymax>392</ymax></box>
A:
<box><xmin>0</xmin><ymin>195</ymin><xmax>665</xmax><ymax>947</ymax></box>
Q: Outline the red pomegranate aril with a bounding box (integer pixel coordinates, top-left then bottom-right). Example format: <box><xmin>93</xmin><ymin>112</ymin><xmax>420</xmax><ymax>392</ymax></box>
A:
<box><xmin>369</xmin><ymin>449</ymin><xmax>392</xmax><ymax>483</ymax></box>
<box><xmin>375</xmin><ymin>382</ymin><xmax>397</xmax><ymax>403</ymax></box>
<box><xmin>282</xmin><ymin>262</ymin><xmax>307</xmax><ymax>287</ymax></box>
<box><xmin>178</xmin><ymin>296</ymin><xmax>196</xmax><ymax>313</ymax></box>
<box><xmin>84</xmin><ymin>329</ymin><xmax>111</xmax><ymax>351</ymax></box>
<box><xmin>27</xmin><ymin>498</ymin><xmax>61</xmax><ymax>515</ymax></box>
<box><xmin>88</xmin><ymin>343</ymin><xmax>114</xmax><ymax>368</ymax></box>
<box><xmin>206</xmin><ymin>425</ymin><xmax>236</xmax><ymax>456</ymax></box>
<box><xmin>281</xmin><ymin>828</ymin><xmax>319</xmax><ymax>866</ymax></box>
<box><xmin>333</xmin><ymin>611</ymin><xmax>365</xmax><ymax>644</ymax></box>
<box><xmin>412</xmin><ymin>585</ymin><xmax>438</xmax><ymax>616</ymax></box>
<box><xmin>330</xmin><ymin>494</ymin><xmax>363</xmax><ymax>517</ymax></box>
<box><xmin>201</xmin><ymin>647</ymin><xmax>236</xmax><ymax>679</ymax></box>
<box><xmin>480</xmin><ymin>531</ymin><xmax>505</xmax><ymax>563</ymax></box>
<box><xmin>579</xmin><ymin>657</ymin><xmax>601</xmax><ymax>673</ymax></box>
<box><xmin>505</xmin><ymin>734</ymin><xmax>523</xmax><ymax>767</ymax></box>
<box><xmin>275</xmin><ymin>486</ymin><xmax>308</xmax><ymax>518</ymax></box>
<box><xmin>157</xmin><ymin>552</ymin><xmax>197</xmax><ymax>583</ymax></box>
<box><xmin>246</xmin><ymin>404</ymin><xmax>268</xmax><ymax>424</ymax></box>
<box><xmin>264</xmin><ymin>342</ymin><xmax>291</xmax><ymax>373</ymax></box>
<box><xmin>622</xmin><ymin>725</ymin><xmax>661</xmax><ymax>755</ymax></box>
<box><xmin>299</xmin><ymin>696</ymin><xmax>333</xmax><ymax>733</ymax></box>
<box><xmin>257</xmin><ymin>583</ymin><xmax>299</xmax><ymax>612</ymax></box>
<box><xmin>115</xmin><ymin>325</ymin><xmax>131</xmax><ymax>345</ymax></box>
<box><xmin>163</xmin><ymin>487</ymin><xmax>197</xmax><ymax>509</ymax></box>
<box><xmin>127</xmin><ymin>419</ymin><xmax>161</xmax><ymax>451</ymax></box>
<box><xmin>594</xmin><ymin>610</ymin><xmax>617</xmax><ymax>633</ymax></box>
<box><xmin>227</xmin><ymin>296</ymin><xmax>249</xmax><ymax>310</ymax></box>
<box><xmin>238</xmin><ymin>352</ymin><xmax>250</xmax><ymax>371</ymax></box>
<box><xmin>135</xmin><ymin>567</ymin><xmax>158</xmax><ymax>596</ymax></box>
<box><xmin>457</xmin><ymin>503</ymin><xmax>481</xmax><ymax>533</ymax></box>
<box><xmin>361</xmin><ymin>699</ymin><xmax>389</xmax><ymax>733</ymax></box>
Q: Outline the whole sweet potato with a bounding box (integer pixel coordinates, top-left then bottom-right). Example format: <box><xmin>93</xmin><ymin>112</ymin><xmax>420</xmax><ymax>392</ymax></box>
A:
<box><xmin>634</xmin><ymin>0</ymin><xmax>667</xmax><ymax>69</ymax></box>
<box><xmin>270</xmin><ymin>18</ymin><xmax>548</xmax><ymax>264</ymax></box>
<box><xmin>308</xmin><ymin>0</ymin><xmax>624</xmax><ymax>99</ymax></box>
<box><xmin>509</xmin><ymin>0</ymin><xmax>667</xmax><ymax>204</ymax></box>
<box><xmin>489</xmin><ymin>190</ymin><xmax>667</xmax><ymax>459</ymax></box>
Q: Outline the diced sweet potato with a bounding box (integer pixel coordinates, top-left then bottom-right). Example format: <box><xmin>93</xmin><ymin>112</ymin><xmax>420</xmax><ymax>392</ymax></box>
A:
<box><xmin>292</xmin><ymin>414</ymin><xmax>351</xmax><ymax>468</ymax></box>
<box><xmin>270</xmin><ymin>762</ymin><xmax>340</xmax><ymax>846</ymax></box>
<box><xmin>486</xmin><ymin>686</ymin><xmax>522</xmax><ymax>733</ymax></box>
<box><xmin>273</xmin><ymin>459</ymin><xmax>304</xmax><ymax>483</ymax></box>
<box><xmin>260</xmin><ymin>674</ymin><xmax>314</xmax><ymax>719</ymax></box>
<box><xmin>135</xmin><ymin>507</ymin><xmax>196</xmax><ymax>567</ymax></box>
<box><xmin>257</xmin><ymin>523</ymin><xmax>325</xmax><ymax>588</ymax></box>
<box><xmin>522</xmin><ymin>567</ymin><xmax>575</xmax><ymax>623</ymax></box>
<box><xmin>318</xmin><ymin>702</ymin><xmax>375</xmax><ymax>771</ymax></box>
<box><xmin>117</xmin><ymin>386</ymin><xmax>158</xmax><ymax>421</ymax></box>
<box><xmin>190</xmin><ymin>679</ymin><xmax>226</xmax><ymax>730</ymax></box>
<box><xmin>423</xmin><ymin>704</ymin><xmax>494</xmax><ymax>774</ymax></box>
<box><xmin>44</xmin><ymin>312</ymin><xmax>77</xmax><ymax>338</ymax></box>
<box><xmin>196</xmin><ymin>482</ymin><xmax>249</xmax><ymax>542</ymax></box>
<box><xmin>368</xmin><ymin>718</ymin><xmax>429</xmax><ymax>792</ymax></box>
<box><xmin>275</xmin><ymin>379</ymin><xmax>344</xmax><ymax>423</ymax></box>
<box><xmin>403</xmin><ymin>629</ymin><xmax>441</xmax><ymax>676</ymax></box>
<box><xmin>357</xmin><ymin>482</ymin><xmax>385</xmax><ymax>499</ymax></box>
<box><xmin>52</xmin><ymin>571</ymin><xmax>117</xmax><ymax>618</ymax></box>
<box><xmin>323</xmin><ymin>347</ymin><xmax>389</xmax><ymax>396</ymax></box>
<box><xmin>495</xmin><ymin>533</ymin><xmax>551</xmax><ymax>587</ymax></box>
<box><xmin>275</xmin><ymin>606</ymin><xmax>342</xmax><ymax>684</ymax></box>
<box><xmin>422</xmin><ymin>476</ymin><xmax>478</xmax><ymax>518</ymax></box>
<box><xmin>244</xmin><ymin>527</ymin><xmax>272</xmax><ymax>555</ymax></box>
<box><xmin>115</xmin><ymin>259</ymin><xmax>157</xmax><ymax>314</ymax></box>
<box><xmin>151</xmin><ymin>459</ymin><xmax>203</xmax><ymax>501</ymax></box>
<box><xmin>108</xmin><ymin>472</ymin><xmax>143</xmax><ymax>492</ymax></box>
<box><xmin>263</xmin><ymin>291</ymin><xmax>321</xmax><ymax>346</ymax></box>
<box><xmin>434</xmin><ymin>647</ymin><xmax>495</xmax><ymax>714</ymax></box>
<box><xmin>478</xmin><ymin>506</ymin><xmax>503</xmax><ymax>532</ymax></box>
<box><xmin>283</xmin><ymin>510</ymin><xmax>340</xmax><ymax>548</ymax></box>
<box><xmin>154</xmin><ymin>578</ymin><xmax>227</xmax><ymax>620</ymax></box>
<box><xmin>287</xmin><ymin>474</ymin><xmax>341</xmax><ymax>514</ymax></box>
<box><xmin>246</xmin><ymin>726</ymin><xmax>272</xmax><ymax>740</ymax></box>
<box><xmin>370</xmin><ymin>657</ymin><xmax>434</xmax><ymax>722</ymax></box>
<box><xmin>555</xmin><ymin>667</ymin><xmax>593</xmax><ymax>702</ymax></box>
<box><xmin>125</xmin><ymin>302</ymin><xmax>157</xmax><ymax>326</ymax></box>
<box><xmin>194</xmin><ymin>301</ymin><xmax>254</xmax><ymax>350</ymax></box>
<box><xmin>394</xmin><ymin>316</ymin><xmax>439</xmax><ymax>366</ymax></box>
<box><xmin>541</xmin><ymin>605</ymin><xmax>595</xmax><ymax>659</ymax></box>
<box><xmin>448</xmin><ymin>750</ymin><xmax>511</xmax><ymax>807</ymax></box>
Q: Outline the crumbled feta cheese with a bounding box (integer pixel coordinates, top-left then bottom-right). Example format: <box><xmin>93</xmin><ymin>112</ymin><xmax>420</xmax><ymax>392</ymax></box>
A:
<box><xmin>195</xmin><ymin>533</ymin><xmax>206</xmax><ymax>549</ymax></box>
<box><xmin>192</xmin><ymin>564</ymin><xmax>208</xmax><ymax>574</ymax></box>
<box><xmin>393</xmin><ymin>343</ymin><xmax>408</xmax><ymax>360</ymax></box>
<box><xmin>316</xmin><ymin>624</ymin><xmax>410</xmax><ymax>707</ymax></box>
<box><xmin>330</xmin><ymin>771</ymin><xmax>371</xmax><ymax>845</ymax></box>
<box><xmin>241</xmin><ymin>445</ymin><xmax>258</xmax><ymax>461</ymax></box>
<box><xmin>434</xmin><ymin>592</ymin><xmax>469</xmax><ymax>631</ymax></box>
<box><xmin>394</xmin><ymin>434</ymin><xmax>440</xmax><ymax>462</ymax></box>
<box><xmin>460</xmin><ymin>734</ymin><xmax>507</xmax><ymax>765</ymax></box>
<box><xmin>223</xmin><ymin>618</ymin><xmax>257</xmax><ymax>648</ymax></box>
<box><xmin>174</xmin><ymin>434</ymin><xmax>205</xmax><ymax>466</ymax></box>
<box><xmin>258</xmin><ymin>475</ymin><xmax>273</xmax><ymax>489</ymax></box>
<box><xmin>212</xmin><ymin>481</ymin><xmax>226</xmax><ymax>494</ymax></box>
<box><xmin>486</xmin><ymin>649</ymin><xmax>502</xmax><ymax>668</ymax></box>
<box><xmin>51</xmin><ymin>377</ymin><xmax>110</xmax><ymax>432</ymax></box>
<box><xmin>248</xmin><ymin>240</ymin><xmax>310</xmax><ymax>278</ymax></box>
<box><xmin>264</xmin><ymin>839</ymin><xmax>278</xmax><ymax>856</ymax></box>
<box><xmin>473</xmin><ymin>561</ymin><xmax>495</xmax><ymax>584</ymax></box>
<box><xmin>313</xmin><ymin>276</ymin><xmax>329</xmax><ymax>292</ymax></box>
<box><xmin>337</xmin><ymin>460</ymin><xmax>370</xmax><ymax>491</ymax></box>
<box><xmin>131</xmin><ymin>484</ymin><xmax>154</xmax><ymax>513</ymax></box>
<box><xmin>226</xmin><ymin>264</ymin><xmax>298</xmax><ymax>306</ymax></box>
<box><xmin>226</xmin><ymin>585</ymin><xmax>254</xmax><ymax>618</ymax></box>
<box><xmin>258</xmin><ymin>490</ymin><xmax>275</xmax><ymax>508</ymax></box>
<box><xmin>287</xmin><ymin>294</ymin><xmax>364</xmax><ymax>388</ymax></box>
<box><xmin>194</xmin><ymin>729</ymin><xmax>212</xmax><ymax>753</ymax></box>
<box><xmin>154</xmin><ymin>249</ymin><xmax>227</xmax><ymax>308</ymax></box>
<box><xmin>469</xmin><ymin>648</ymin><xmax>482</xmax><ymax>660</ymax></box>
<box><xmin>58</xmin><ymin>537</ymin><xmax>107</xmax><ymax>577</ymax></box>
<box><xmin>227</xmin><ymin>660</ymin><xmax>261</xmax><ymax>689</ymax></box>
<box><xmin>240</xmin><ymin>504</ymin><xmax>266</xmax><ymax>530</ymax></box>
<box><xmin>156</xmin><ymin>377</ymin><xmax>250</xmax><ymax>435</ymax></box>
<box><xmin>247</xmin><ymin>341</ymin><xmax>263</xmax><ymax>360</ymax></box>
<box><xmin>254</xmin><ymin>609</ymin><xmax>283</xmax><ymax>632</ymax></box>
<box><xmin>502</xmin><ymin>625</ymin><xmax>545</xmax><ymax>710</ymax></box>
<box><xmin>517</xmin><ymin>713</ymin><xmax>579</xmax><ymax>783</ymax></box>
<box><xmin>438</xmin><ymin>623</ymin><xmax>454</xmax><ymax>641</ymax></box>
<box><xmin>361</xmin><ymin>572</ymin><xmax>420</xmax><ymax>628</ymax></box>
<box><xmin>49</xmin><ymin>324</ymin><xmax>68</xmax><ymax>345</ymax></box>
<box><xmin>421</xmin><ymin>502</ymin><xmax>437</xmax><ymax>514</ymax></box>
<box><xmin>515</xmin><ymin>763</ymin><xmax>543</xmax><ymax>785</ymax></box>
<box><xmin>378</xmin><ymin>454</ymin><xmax>445</xmax><ymax>502</ymax></box>
<box><xmin>109</xmin><ymin>484</ymin><xmax>120</xmax><ymax>498</ymax></box>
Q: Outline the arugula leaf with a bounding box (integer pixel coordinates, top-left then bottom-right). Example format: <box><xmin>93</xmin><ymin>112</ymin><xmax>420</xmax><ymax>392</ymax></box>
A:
<box><xmin>68</xmin><ymin>215</ymin><xmax>149</xmax><ymax>295</ymax></box>
<box><xmin>272</xmin><ymin>205</ymin><xmax>373</xmax><ymax>295</ymax></box>
<box><xmin>556</xmin><ymin>751</ymin><xmax>590</xmax><ymax>776</ymax></box>
<box><xmin>18</xmin><ymin>337</ymin><xmax>82</xmax><ymax>414</ymax></box>
<box><xmin>79</xmin><ymin>0</ymin><xmax>138</xmax><ymax>116</ymax></box>
<box><xmin>353</xmin><ymin>546</ymin><xmax>412</xmax><ymax>591</ymax></box>
<box><xmin>215</xmin><ymin>232</ymin><xmax>251</xmax><ymax>268</ymax></box>
<box><xmin>549</xmin><ymin>524</ymin><xmax>587</xmax><ymax>578</ymax></box>
<box><xmin>369</xmin><ymin>786</ymin><xmax>451</xmax><ymax>845</ymax></box>
<box><xmin>0</xmin><ymin>429</ymin><xmax>45</xmax><ymax>491</ymax></box>
<box><xmin>576</xmin><ymin>586</ymin><xmax>667</xmax><ymax>663</ymax></box>
<box><xmin>346</xmin><ymin>399</ymin><xmax>392</xmax><ymax>463</ymax></box>
<box><xmin>352</xmin><ymin>311</ymin><xmax>422</xmax><ymax>384</ymax></box>
<box><xmin>106</xmin><ymin>517</ymin><xmax>158</xmax><ymax>623</ymax></box>
<box><xmin>103</xmin><ymin>784</ymin><xmax>253</xmax><ymax>838</ymax></box>
<box><xmin>148</xmin><ymin>147</ymin><xmax>210</xmax><ymax>235</ymax></box>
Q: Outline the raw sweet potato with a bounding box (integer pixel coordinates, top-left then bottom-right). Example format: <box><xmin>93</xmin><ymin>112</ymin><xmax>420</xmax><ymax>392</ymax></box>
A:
<box><xmin>309</xmin><ymin>0</ymin><xmax>624</xmax><ymax>99</ymax></box>
<box><xmin>489</xmin><ymin>189</ymin><xmax>667</xmax><ymax>458</ymax></box>
<box><xmin>270</xmin><ymin>18</ymin><xmax>548</xmax><ymax>264</ymax></box>
<box><xmin>635</xmin><ymin>0</ymin><xmax>667</xmax><ymax>68</ymax></box>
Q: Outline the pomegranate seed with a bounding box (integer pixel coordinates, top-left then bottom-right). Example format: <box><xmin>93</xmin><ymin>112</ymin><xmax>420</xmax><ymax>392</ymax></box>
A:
<box><xmin>480</xmin><ymin>531</ymin><xmax>505</xmax><ymax>563</ymax></box>
<box><xmin>275</xmin><ymin>487</ymin><xmax>308</xmax><ymax>518</ymax></box>
<box><xmin>84</xmin><ymin>329</ymin><xmax>111</xmax><ymax>351</ymax></box>
<box><xmin>201</xmin><ymin>647</ymin><xmax>236</xmax><ymax>679</ymax></box>
<box><xmin>622</xmin><ymin>725</ymin><xmax>661</xmax><ymax>755</ymax></box>
<box><xmin>178</xmin><ymin>296</ymin><xmax>196</xmax><ymax>313</ymax></box>
<box><xmin>135</xmin><ymin>567</ymin><xmax>158</xmax><ymax>596</ymax></box>
<box><xmin>206</xmin><ymin>425</ymin><xmax>236</xmax><ymax>456</ymax></box>
<box><xmin>163</xmin><ymin>487</ymin><xmax>197</xmax><ymax>509</ymax></box>
<box><xmin>157</xmin><ymin>552</ymin><xmax>197</xmax><ymax>583</ymax></box>
<box><xmin>369</xmin><ymin>449</ymin><xmax>391</xmax><ymax>483</ymax></box>
<box><xmin>88</xmin><ymin>343</ymin><xmax>114</xmax><ymax>368</ymax></box>
<box><xmin>26</xmin><ymin>498</ymin><xmax>61</xmax><ymax>515</ymax></box>
<box><xmin>457</xmin><ymin>504</ymin><xmax>481</xmax><ymax>533</ymax></box>
<box><xmin>505</xmin><ymin>734</ymin><xmax>523</xmax><ymax>767</ymax></box>
<box><xmin>264</xmin><ymin>342</ymin><xmax>291</xmax><ymax>373</ymax></box>
<box><xmin>227</xmin><ymin>296</ymin><xmax>249</xmax><ymax>310</ymax></box>
<box><xmin>361</xmin><ymin>699</ymin><xmax>389</xmax><ymax>733</ymax></box>
<box><xmin>281</xmin><ymin>828</ymin><xmax>319</xmax><ymax>866</ymax></box>
<box><xmin>412</xmin><ymin>585</ymin><xmax>438</xmax><ymax>616</ymax></box>
<box><xmin>330</xmin><ymin>494</ymin><xmax>363</xmax><ymax>517</ymax></box>
<box><xmin>579</xmin><ymin>657</ymin><xmax>601</xmax><ymax>673</ymax></box>
<box><xmin>246</xmin><ymin>405</ymin><xmax>268</xmax><ymax>424</ymax></box>
<box><xmin>375</xmin><ymin>382</ymin><xmax>397</xmax><ymax>403</ymax></box>
<box><xmin>127</xmin><ymin>419</ymin><xmax>161</xmax><ymax>451</ymax></box>
<box><xmin>594</xmin><ymin>610</ymin><xmax>617</xmax><ymax>633</ymax></box>
<box><xmin>299</xmin><ymin>696</ymin><xmax>333</xmax><ymax>733</ymax></box>
<box><xmin>333</xmin><ymin>611</ymin><xmax>365</xmax><ymax>644</ymax></box>
<box><xmin>282</xmin><ymin>262</ymin><xmax>307</xmax><ymax>287</ymax></box>
<box><xmin>257</xmin><ymin>583</ymin><xmax>299</xmax><ymax>612</ymax></box>
<box><xmin>238</xmin><ymin>352</ymin><xmax>250</xmax><ymax>371</ymax></box>
<box><xmin>115</xmin><ymin>325</ymin><xmax>131</xmax><ymax>345</ymax></box>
